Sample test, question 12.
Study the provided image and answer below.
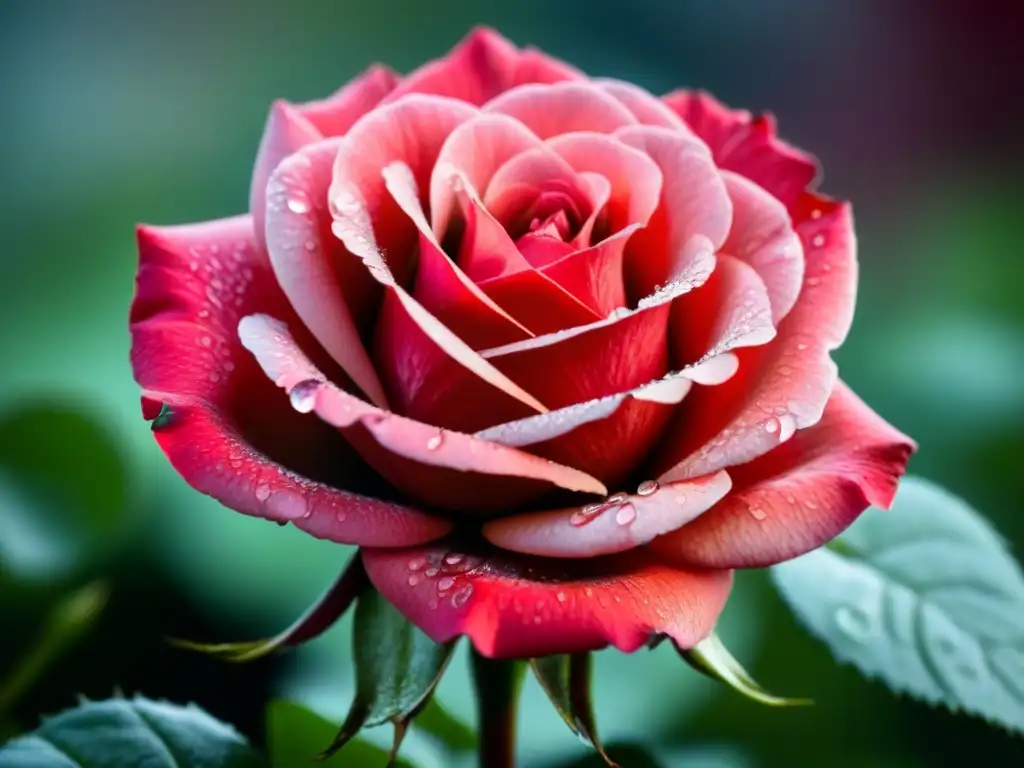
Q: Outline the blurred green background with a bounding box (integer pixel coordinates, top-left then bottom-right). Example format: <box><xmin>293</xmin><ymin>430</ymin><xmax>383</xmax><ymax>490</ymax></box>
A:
<box><xmin>1</xmin><ymin>0</ymin><xmax>1022</xmax><ymax>765</ymax></box>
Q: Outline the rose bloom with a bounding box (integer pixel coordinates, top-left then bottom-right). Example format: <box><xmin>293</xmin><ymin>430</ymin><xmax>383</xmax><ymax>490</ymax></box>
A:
<box><xmin>131</xmin><ymin>28</ymin><xmax>914</xmax><ymax>659</ymax></box>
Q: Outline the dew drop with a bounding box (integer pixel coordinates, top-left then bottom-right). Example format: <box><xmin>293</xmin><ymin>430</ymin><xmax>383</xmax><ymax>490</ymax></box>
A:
<box><xmin>255</xmin><ymin>484</ymin><xmax>271</xmax><ymax>502</ymax></box>
<box><xmin>425</xmin><ymin>567</ymin><xmax>439</xmax><ymax>578</ymax></box>
<box><xmin>636</xmin><ymin>480</ymin><xmax>659</xmax><ymax>497</ymax></box>
<box><xmin>288</xmin><ymin>379</ymin><xmax>322</xmax><ymax>414</ymax></box>
<box><xmin>570</xmin><ymin>502</ymin><xmax>606</xmax><ymax>527</ymax></box>
<box><xmin>408</xmin><ymin>557</ymin><xmax>426</xmax><ymax>572</ymax></box>
<box><xmin>804</xmin><ymin>497</ymin><xmax>819</xmax><ymax>510</ymax></box>
<box><xmin>303</xmin><ymin>240</ymin><xmax>316</xmax><ymax>251</ymax></box>
<box><xmin>607</xmin><ymin>492</ymin><xmax>629</xmax><ymax>504</ymax></box>
<box><xmin>268</xmin><ymin>488</ymin><xmax>309</xmax><ymax>520</ymax></box>
<box><xmin>797</xmin><ymin>342</ymin><xmax>808</xmax><ymax>351</ymax></box>
<box><xmin>200</xmin><ymin>335</ymin><xmax>212</xmax><ymax>347</ymax></box>
<box><xmin>451</xmin><ymin>585</ymin><xmax>473</xmax><ymax>608</ymax></box>
<box><xmin>748</xmin><ymin>506</ymin><xmax>768</xmax><ymax>521</ymax></box>
<box><xmin>437</xmin><ymin>576</ymin><xmax>456</xmax><ymax>592</ymax></box>
<box><xmin>764</xmin><ymin>418</ymin><xmax>779</xmax><ymax>434</ymax></box>
<box><xmin>408</xmin><ymin>574</ymin><xmax>421</xmax><ymax>587</ymax></box>
<box><xmin>834</xmin><ymin>605</ymin><xmax>873</xmax><ymax>640</ymax></box>
<box><xmin>615</xmin><ymin>504</ymin><xmax>637</xmax><ymax>526</ymax></box>
<box><xmin>444</xmin><ymin>553</ymin><xmax>465</xmax><ymax>566</ymax></box>
<box><xmin>556</xmin><ymin>591</ymin><xmax>567</xmax><ymax>603</ymax></box>
<box><xmin>810</xmin><ymin>209</ymin><xmax>822</xmax><ymax>220</ymax></box>
<box><xmin>287</xmin><ymin>197</ymin><xmax>310</xmax><ymax>214</ymax></box>
<box><xmin>673</xmin><ymin>490</ymin><xmax>687</xmax><ymax>505</ymax></box>
<box><xmin>426</xmin><ymin>431</ymin><xmax>444</xmax><ymax>451</ymax></box>
<box><xmin>812</xmin><ymin>234</ymin><xmax>826</xmax><ymax>248</ymax></box>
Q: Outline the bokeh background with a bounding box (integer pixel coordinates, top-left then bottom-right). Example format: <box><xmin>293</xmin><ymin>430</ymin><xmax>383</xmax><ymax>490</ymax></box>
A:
<box><xmin>1</xmin><ymin>0</ymin><xmax>1022</xmax><ymax>765</ymax></box>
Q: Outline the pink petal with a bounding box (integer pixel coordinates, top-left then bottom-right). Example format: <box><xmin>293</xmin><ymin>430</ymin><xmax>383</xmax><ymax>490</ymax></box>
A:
<box><xmin>330</xmin><ymin>183</ymin><xmax>551</xmax><ymax>430</ymax></box>
<box><xmin>265</xmin><ymin>139</ymin><xmax>388</xmax><ymax>408</ymax></box>
<box><xmin>650</xmin><ymin>382</ymin><xmax>916</xmax><ymax>568</ymax></box>
<box><xmin>480</xmin><ymin>254</ymin><xmax>717</xmax><ymax>411</ymax></box>
<box><xmin>616</xmin><ymin>125</ymin><xmax>733</xmax><ymax>301</ymax></box>
<box><xmin>654</xmin><ymin>193</ymin><xmax>857</xmax><ymax>481</ymax></box>
<box><xmin>722</xmin><ymin>170</ymin><xmax>804</xmax><ymax>323</ymax></box>
<box><xmin>250</xmin><ymin>101</ymin><xmax>322</xmax><ymax>252</ymax></box>
<box><xmin>546</xmin><ymin>132</ymin><xmax>663</xmax><ymax>233</ymax></box>
<box><xmin>483</xmin><ymin>145</ymin><xmax>589</xmax><ymax>232</ymax></box>
<box><xmin>298</xmin><ymin>65</ymin><xmax>399</xmax><ymax>136</ymax></box>
<box><xmin>669</xmin><ymin>253</ymin><xmax>777</xmax><ymax>367</ymax></box>
<box><xmin>573</xmin><ymin>172</ymin><xmax>613</xmax><ymax>246</ymax></box>
<box><xmin>239</xmin><ymin>314</ymin><xmax>607</xmax><ymax>512</ymax></box>
<box><xmin>362</xmin><ymin>544</ymin><xmax>733</xmax><ymax>658</ymax></box>
<box><xmin>329</xmin><ymin>94</ymin><xmax>478</xmax><ymax>285</ymax></box>
<box><xmin>429</xmin><ymin>113</ymin><xmax>544</xmax><ymax>240</ymax></box>
<box><xmin>539</xmin><ymin>224</ymin><xmax>639</xmax><ymax>316</ymax></box>
<box><xmin>483</xmin><ymin>81</ymin><xmax>638</xmax><ymax>139</ymax></box>
<box><xmin>596</xmin><ymin>79</ymin><xmax>694</xmax><ymax>131</ymax></box>
<box><xmin>383</xmin><ymin>162</ymin><xmax>532</xmax><ymax>349</ymax></box>
<box><xmin>130</xmin><ymin>216</ymin><xmax>449</xmax><ymax>546</ymax></box>
<box><xmin>474</xmin><ymin>356</ymin><xmax>735</xmax><ymax>486</ymax></box>
<box><xmin>484</xmin><ymin>471</ymin><xmax>732</xmax><ymax>558</ymax></box>
<box><xmin>384</xmin><ymin>28</ymin><xmax>582</xmax><ymax>107</ymax></box>
<box><xmin>663</xmin><ymin>90</ymin><xmax>818</xmax><ymax>209</ymax></box>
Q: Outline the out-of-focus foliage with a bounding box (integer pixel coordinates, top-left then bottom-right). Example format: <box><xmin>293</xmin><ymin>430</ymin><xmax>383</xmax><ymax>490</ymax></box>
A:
<box><xmin>0</xmin><ymin>0</ymin><xmax>1021</xmax><ymax>765</ymax></box>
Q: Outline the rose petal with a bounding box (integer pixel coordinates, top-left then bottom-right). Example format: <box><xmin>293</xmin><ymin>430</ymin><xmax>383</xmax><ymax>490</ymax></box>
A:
<box><xmin>722</xmin><ymin>170</ymin><xmax>804</xmax><ymax>323</ymax></box>
<box><xmin>383</xmin><ymin>161</ymin><xmax>532</xmax><ymax>349</ymax></box>
<box><xmin>669</xmin><ymin>253</ymin><xmax>776</xmax><ymax>367</ymax></box>
<box><xmin>474</xmin><ymin>356</ymin><xmax>735</xmax><ymax>486</ymax></box>
<box><xmin>384</xmin><ymin>27</ymin><xmax>582</xmax><ymax>107</ymax></box>
<box><xmin>573</xmin><ymin>172</ymin><xmax>613</xmax><ymax>246</ymax></box>
<box><xmin>539</xmin><ymin>224</ymin><xmax>639</xmax><ymax>317</ymax></box>
<box><xmin>239</xmin><ymin>314</ymin><xmax>607</xmax><ymax>512</ymax></box>
<box><xmin>616</xmin><ymin>125</ymin><xmax>733</xmax><ymax>301</ymax></box>
<box><xmin>484</xmin><ymin>471</ymin><xmax>732</xmax><ymax>558</ymax></box>
<box><xmin>650</xmin><ymin>382</ymin><xmax>916</xmax><ymax>568</ymax></box>
<box><xmin>546</xmin><ymin>132</ymin><xmax>663</xmax><ymax>233</ymax></box>
<box><xmin>481</xmin><ymin>237</ymin><xmax>718</xmax><ymax>411</ymax></box>
<box><xmin>596</xmin><ymin>79</ymin><xmax>694</xmax><ymax>131</ymax></box>
<box><xmin>265</xmin><ymin>139</ymin><xmax>388</xmax><ymax>408</ymax></box>
<box><xmin>482</xmin><ymin>145</ymin><xmax>591</xmax><ymax>233</ymax></box>
<box><xmin>130</xmin><ymin>216</ymin><xmax>449</xmax><ymax>546</ymax></box>
<box><xmin>429</xmin><ymin>113</ymin><xmax>544</xmax><ymax>240</ymax></box>
<box><xmin>663</xmin><ymin>90</ymin><xmax>818</xmax><ymax>208</ymax></box>
<box><xmin>654</xmin><ymin>193</ymin><xmax>856</xmax><ymax>481</ymax></box>
<box><xmin>298</xmin><ymin>64</ymin><xmax>399</xmax><ymax>136</ymax></box>
<box><xmin>329</xmin><ymin>94</ymin><xmax>478</xmax><ymax>285</ymax></box>
<box><xmin>483</xmin><ymin>82</ymin><xmax>638</xmax><ymax>139</ymax></box>
<box><xmin>362</xmin><ymin>544</ymin><xmax>733</xmax><ymax>657</ymax></box>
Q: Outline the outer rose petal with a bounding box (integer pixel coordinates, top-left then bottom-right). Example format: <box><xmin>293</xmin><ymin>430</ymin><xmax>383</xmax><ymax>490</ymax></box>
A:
<box><xmin>483</xmin><ymin>82</ymin><xmax>638</xmax><ymax>139</ymax></box>
<box><xmin>249</xmin><ymin>66</ymin><xmax>397</xmax><ymax>250</ymax></box>
<box><xmin>650</xmin><ymin>382</ymin><xmax>916</xmax><ymax>568</ymax></box>
<box><xmin>239</xmin><ymin>314</ymin><xmax>607</xmax><ymax>512</ymax></box>
<box><xmin>129</xmin><ymin>215</ymin><xmax>450</xmax><ymax>546</ymax></box>
<box><xmin>361</xmin><ymin>545</ymin><xmax>733</xmax><ymax>658</ymax></box>
<box><xmin>483</xmin><ymin>471</ymin><xmax>732</xmax><ymax>559</ymax></box>
<box><xmin>384</xmin><ymin>27</ymin><xmax>582</xmax><ymax>106</ymax></box>
<box><xmin>265</xmin><ymin>140</ymin><xmax>388</xmax><ymax>408</ymax></box>
<box><xmin>663</xmin><ymin>90</ymin><xmax>818</xmax><ymax>209</ymax></box>
<box><xmin>655</xmin><ymin>193</ymin><xmax>856</xmax><ymax>481</ymax></box>
<box><xmin>595</xmin><ymin>79</ymin><xmax>693</xmax><ymax>132</ymax></box>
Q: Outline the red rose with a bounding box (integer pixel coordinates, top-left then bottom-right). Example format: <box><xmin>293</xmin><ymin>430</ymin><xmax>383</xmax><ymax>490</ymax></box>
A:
<box><xmin>131</xmin><ymin>28</ymin><xmax>914</xmax><ymax>659</ymax></box>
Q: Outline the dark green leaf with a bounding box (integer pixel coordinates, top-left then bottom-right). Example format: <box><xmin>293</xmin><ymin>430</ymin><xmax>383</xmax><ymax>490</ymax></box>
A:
<box><xmin>0</xmin><ymin>695</ymin><xmax>263</xmax><ymax>767</ymax></box>
<box><xmin>327</xmin><ymin>588</ymin><xmax>456</xmax><ymax>756</ymax></box>
<box><xmin>531</xmin><ymin>654</ymin><xmax>618</xmax><ymax>766</ymax></box>
<box><xmin>0</xmin><ymin>403</ymin><xmax>130</xmax><ymax>584</ymax></box>
<box><xmin>0</xmin><ymin>581</ymin><xmax>109</xmax><ymax>716</ymax></box>
<box><xmin>772</xmin><ymin>476</ymin><xmax>1024</xmax><ymax>733</ymax></box>
<box><xmin>679</xmin><ymin>633</ymin><xmax>809</xmax><ymax>707</ymax></box>
<box><xmin>266</xmin><ymin>700</ymin><xmax>416</xmax><ymax>768</ymax></box>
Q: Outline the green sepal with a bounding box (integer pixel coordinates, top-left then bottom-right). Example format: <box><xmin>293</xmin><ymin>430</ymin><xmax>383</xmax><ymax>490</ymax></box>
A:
<box><xmin>169</xmin><ymin>555</ymin><xmax>365</xmax><ymax>663</ymax></box>
<box><xmin>321</xmin><ymin>587</ymin><xmax>456</xmax><ymax>761</ymax></box>
<box><xmin>678</xmin><ymin>633</ymin><xmax>811</xmax><ymax>707</ymax></box>
<box><xmin>531</xmin><ymin>653</ymin><xmax>619</xmax><ymax>767</ymax></box>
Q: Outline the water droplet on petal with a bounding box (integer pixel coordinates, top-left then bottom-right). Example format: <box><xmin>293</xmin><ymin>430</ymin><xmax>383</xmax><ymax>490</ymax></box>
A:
<box><xmin>556</xmin><ymin>591</ymin><xmax>567</xmax><ymax>603</ymax></box>
<box><xmin>570</xmin><ymin>502</ymin><xmax>607</xmax><ymax>527</ymax></box>
<box><xmin>287</xmin><ymin>197</ymin><xmax>310</xmax><ymax>214</ymax></box>
<box><xmin>748</xmin><ymin>506</ymin><xmax>768</xmax><ymax>521</ymax></box>
<box><xmin>288</xmin><ymin>379</ymin><xmax>321</xmax><ymax>414</ymax></box>
<box><xmin>607</xmin><ymin>492</ymin><xmax>629</xmax><ymax>504</ymax></box>
<box><xmin>764</xmin><ymin>418</ymin><xmax>780</xmax><ymax>434</ymax></box>
<box><xmin>451</xmin><ymin>585</ymin><xmax>473</xmax><ymax>608</ymax></box>
<box><xmin>408</xmin><ymin>557</ymin><xmax>426</xmax><ymax>572</ymax></box>
<box><xmin>615</xmin><ymin>504</ymin><xmax>637</xmax><ymax>526</ymax></box>
<box><xmin>437</xmin><ymin>576</ymin><xmax>456</xmax><ymax>592</ymax></box>
<box><xmin>636</xmin><ymin>480</ymin><xmax>659</xmax><ymax>497</ymax></box>
<box><xmin>810</xmin><ymin>209</ymin><xmax>822</xmax><ymax>220</ymax></box>
<box><xmin>812</xmin><ymin>234</ymin><xmax>825</xmax><ymax>248</ymax></box>
<box><xmin>444</xmin><ymin>553</ymin><xmax>465</xmax><ymax>566</ymax></box>
<box><xmin>425</xmin><ymin>567</ymin><xmax>439</xmax><ymax>577</ymax></box>
<box><xmin>408</xmin><ymin>574</ymin><xmax>421</xmax><ymax>587</ymax></box>
<box><xmin>255</xmin><ymin>484</ymin><xmax>271</xmax><ymax>502</ymax></box>
<box><xmin>426</xmin><ymin>431</ymin><xmax>444</xmax><ymax>451</ymax></box>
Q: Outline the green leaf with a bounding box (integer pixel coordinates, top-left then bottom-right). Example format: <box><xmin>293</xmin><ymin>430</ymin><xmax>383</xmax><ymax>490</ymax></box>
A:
<box><xmin>327</xmin><ymin>588</ymin><xmax>456</xmax><ymax>757</ymax></box>
<box><xmin>772</xmin><ymin>475</ymin><xmax>1024</xmax><ymax>733</ymax></box>
<box><xmin>0</xmin><ymin>403</ymin><xmax>131</xmax><ymax>584</ymax></box>
<box><xmin>531</xmin><ymin>654</ymin><xmax>618</xmax><ymax>767</ymax></box>
<box><xmin>0</xmin><ymin>695</ymin><xmax>264</xmax><ymax>767</ymax></box>
<box><xmin>266</xmin><ymin>700</ymin><xmax>416</xmax><ymax>768</ymax></box>
<box><xmin>679</xmin><ymin>633</ymin><xmax>809</xmax><ymax>707</ymax></box>
<box><xmin>0</xmin><ymin>581</ymin><xmax>110</xmax><ymax>716</ymax></box>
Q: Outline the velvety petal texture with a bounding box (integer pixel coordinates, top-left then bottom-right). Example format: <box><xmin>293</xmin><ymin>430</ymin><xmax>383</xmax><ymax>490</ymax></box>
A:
<box><xmin>130</xmin><ymin>27</ymin><xmax>914</xmax><ymax>660</ymax></box>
